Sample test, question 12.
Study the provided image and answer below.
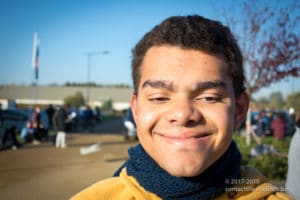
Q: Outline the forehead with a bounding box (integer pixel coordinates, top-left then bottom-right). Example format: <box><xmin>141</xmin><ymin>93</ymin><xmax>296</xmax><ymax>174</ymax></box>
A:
<box><xmin>142</xmin><ymin>45</ymin><xmax>227</xmax><ymax>69</ymax></box>
<box><xmin>139</xmin><ymin>46</ymin><xmax>230</xmax><ymax>88</ymax></box>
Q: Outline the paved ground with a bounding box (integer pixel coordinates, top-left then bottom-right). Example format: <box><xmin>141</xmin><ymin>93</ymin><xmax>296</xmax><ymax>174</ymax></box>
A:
<box><xmin>0</xmin><ymin>117</ymin><xmax>138</xmax><ymax>200</ymax></box>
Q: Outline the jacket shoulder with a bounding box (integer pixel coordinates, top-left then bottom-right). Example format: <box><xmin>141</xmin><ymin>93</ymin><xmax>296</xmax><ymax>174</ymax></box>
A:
<box><xmin>70</xmin><ymin>168</ymin><xmax>161</xmax><ymax>200</ymax></box>
<box><xmin>70</xmin><ymin>177</ymin><xmax>128</xmax><ymax>200</ymax></box>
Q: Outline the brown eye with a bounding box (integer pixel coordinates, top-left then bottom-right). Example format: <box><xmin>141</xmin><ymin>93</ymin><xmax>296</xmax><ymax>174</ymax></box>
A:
<box><xmin>196</xmin><ymin>95</ymin><xmax>222</xmax><ymax>103</ymax></box>
<box><xmin>149</xmin><ymin>97</ymin><xmax>169</xmax><ymax>103</ymax></box>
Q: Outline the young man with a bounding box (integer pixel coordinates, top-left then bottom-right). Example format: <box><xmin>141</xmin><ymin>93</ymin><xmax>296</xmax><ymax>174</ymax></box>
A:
<box><xmin>71</xmin><ymin>15</ymin><xmax>294</xmax><ymax>200</ymax></box>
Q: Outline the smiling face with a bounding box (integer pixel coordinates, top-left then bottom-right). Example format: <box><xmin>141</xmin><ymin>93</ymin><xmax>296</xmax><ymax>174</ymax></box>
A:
<box><xmin>131</xmin><ymin>46</ymin><xmax>248</xmax><ymax>177</ymax></box>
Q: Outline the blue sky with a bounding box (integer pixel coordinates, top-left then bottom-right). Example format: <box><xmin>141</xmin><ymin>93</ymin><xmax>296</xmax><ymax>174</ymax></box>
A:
<box><xmin>0</xmin><ymin>0</ymin><xmax>299</xmax><ymax>99</ymax></box>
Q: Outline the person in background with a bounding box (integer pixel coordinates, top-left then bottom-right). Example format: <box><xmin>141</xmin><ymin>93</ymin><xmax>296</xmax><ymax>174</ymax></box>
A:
<box><xmin>0</xmin><ymin>103</ymin><xmax>2</xmax><ymax>127</ymax></box>
<box><xmin>250</xmin><ymin>111</ymin><xmax>265</xmax><ymax>145</ymax></box>
<box><xmin>286</xmin><ymin>108</ymin><xmax>296</xmax><ymax>136</ymax></box>
<box><xmin>271</xmin><ymin>112</ymin><xmax>286</xmax><ymax>140</ymax></box>
<box><xmin>71</xmin><ymin>15</ymin><xmax>294</xmax><ymax>200</ymax></box>
<box><xmin>46</xmin><ymin>104</ymin><xmax>55</xmax><ymax>130</ymax></box>
<box><xmin>30</xmin><ymin>107</ymin><xmax>43</xmax><ymax>143</ymax></box>
<box><xmin>1</xmin><ymin>126</ymin><xmax>21</xmax><ymax>150</ymax></box>
<box><xmin>54</xmin><ymin>104</ymin><xmax>68</xmax><ymax>148</ymax></box>
<box><xmin>82</xmin><ymin>105</ymin><xmax>94</xmax><ymax>132</ymax></box>
<box><xmin>94</xmin><ymin>106</ymin><xmax>102</xmax><ymax>124</ymax></box>
<box><xmin>286</xmin><ymin>111</ymin><xmax>300</xmax><ymax>199</ymax></box>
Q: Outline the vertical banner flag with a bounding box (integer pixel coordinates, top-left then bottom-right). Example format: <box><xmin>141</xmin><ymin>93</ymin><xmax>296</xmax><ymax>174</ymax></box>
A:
<box><xmin>32</xmin><ymin>32</ymin><xmax>40</xmax><ymax>80</ymax></box>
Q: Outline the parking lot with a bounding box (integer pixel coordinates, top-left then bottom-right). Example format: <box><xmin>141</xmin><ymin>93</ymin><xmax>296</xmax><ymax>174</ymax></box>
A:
<box><xmin>0</xmin><ymin>118</ymin><xmax>138</xmax><ymax>200</ymax></box>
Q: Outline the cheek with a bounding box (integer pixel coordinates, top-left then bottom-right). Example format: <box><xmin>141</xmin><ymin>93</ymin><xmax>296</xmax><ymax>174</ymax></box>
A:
<box><xmin>206</xmin><ymin>105</ymin><xmax>235</xmax><ymax>133</ymax></box>
<box><xmin>135</xmin><ymin>105</ymin><xmax>158</xmax><ymax>133</ymax></box>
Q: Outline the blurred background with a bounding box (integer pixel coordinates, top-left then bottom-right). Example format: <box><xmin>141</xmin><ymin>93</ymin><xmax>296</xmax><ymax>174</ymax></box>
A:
<box><xmin>0</xmin><ymin>0</ymin><xmax>299</xmax><ymax>199</ymax></box>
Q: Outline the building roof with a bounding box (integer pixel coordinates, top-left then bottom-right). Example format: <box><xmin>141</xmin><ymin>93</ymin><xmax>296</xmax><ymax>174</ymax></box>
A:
<box><xmin>0</xmin><ymin>85</ymin><xmax>133</xmax><ymax>103</ymax></box>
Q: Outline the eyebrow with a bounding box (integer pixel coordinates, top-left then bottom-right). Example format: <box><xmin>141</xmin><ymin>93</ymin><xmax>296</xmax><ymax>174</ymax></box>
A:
<box><xmin>142</xmin><ymin>80</ymin><xmax>175</xmax><ymax>91</ymax></box>
<box><xmin>141</xmin><ymin>79</ymin><xmax>226</xmax><ymax>92</ymax></box>
<box><xmin>195</xmin><ymin>80</ymin><xmax>226</xmax><ymax>91</ymax></box>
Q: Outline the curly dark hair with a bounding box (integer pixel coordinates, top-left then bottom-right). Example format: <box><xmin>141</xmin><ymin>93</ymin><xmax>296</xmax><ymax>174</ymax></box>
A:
<box><xmin>131</xmin><ymin>15</ymin><xmax>245</xmax><ymax>97</ymax></box>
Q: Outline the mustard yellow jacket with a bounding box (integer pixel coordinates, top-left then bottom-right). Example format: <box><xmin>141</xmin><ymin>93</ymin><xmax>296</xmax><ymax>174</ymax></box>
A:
<box><xmin>70</xmin><ymin>166</ymin><xmax>294</xmax><ymax>200</ymax></box>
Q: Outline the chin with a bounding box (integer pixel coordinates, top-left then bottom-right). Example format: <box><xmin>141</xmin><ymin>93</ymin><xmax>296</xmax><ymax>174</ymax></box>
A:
<box><xmin>166</xmin><ymin>165</ymin><xmax>205</xmax><ymax>177</ymax></box>
<box><xmin>162</xmin><ymin>158</ymin><xmax>210</xmax><ymax>177</ymax></box>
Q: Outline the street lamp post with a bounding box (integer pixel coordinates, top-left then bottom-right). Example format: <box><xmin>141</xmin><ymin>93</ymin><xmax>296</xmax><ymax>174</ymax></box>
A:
<box><xmin>85</xmin><ymin>50</ymin><xmax>109</xmax><ymax>104</ymax></box>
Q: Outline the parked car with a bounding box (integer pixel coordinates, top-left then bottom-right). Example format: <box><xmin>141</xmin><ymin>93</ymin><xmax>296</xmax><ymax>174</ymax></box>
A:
<box><xmin>123</xmin><ymin>108</ymin><xmax>137</xmax><ymax>140</ymax></box>
<box><xmin>0</xmin><ymin>109</ymin><xmax>29</xmax><ymax>144</ymax></box>
<box><xmin>0</xmin><ymin>109</ymin><xmax>28</xmax><ymax>131</ymax></box>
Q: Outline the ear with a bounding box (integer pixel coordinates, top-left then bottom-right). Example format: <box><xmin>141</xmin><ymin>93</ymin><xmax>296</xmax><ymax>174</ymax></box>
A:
<box><xmin>130</xmin><ymin>93</ymin><xmax>138</xmax><ymax>122</ymax></box>
<box><xmin>234</xmin><ymin>92</ymin><xmax>249</xmax><ymax>130</ymax></box>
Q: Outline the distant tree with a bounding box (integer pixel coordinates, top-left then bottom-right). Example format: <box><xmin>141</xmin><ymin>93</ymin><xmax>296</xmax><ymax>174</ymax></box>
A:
<box><xmin>65</xmin><ymin>82</ymin><xmax>97</xmax><ymax>87</ymax></box>
<box><xmin>257</xmin><ymin>96</ymin><xmax>269</xmax><ymax>107</ymax></box>
<box><xmin>269</xmin><ymin>91</ymin><xmax>285</xmax><ymax>109</ymax></box>
<box><xmin>101</xmin><ymin>98</ymin><xmax>113</xmax><ymax>113</ymax></box>
<box><xmin>48</xmin><ymin>83</ymin><xmax>59</xmax><ymax>86</ymax></box>
<box><xmin>107</xmin><ymin>84</ymin><xmax>131</xmax><ymax>88</ymax></box>
<box><xmin>220</xmin><ymin>0</ymin><xmax>300</xmax><ymax>95</ymax></box>
<box><xmin>63</xmin><ymin>92</ymin><xmax>85</xmax><ymax>107</ymax></box>
<box><xmin>63</xmin><ymin>82</ymin><xmax>131</xmax><ymax>88</ymax></box>
<box><xmin>286</xmin><ymin>92</ymin><xmax>300</xmax><ymax>112</ymax></box>
<box><xmin>219</xmin><ymin>0</ymin><xmax>300</xmax><ymax>145</ymax></box>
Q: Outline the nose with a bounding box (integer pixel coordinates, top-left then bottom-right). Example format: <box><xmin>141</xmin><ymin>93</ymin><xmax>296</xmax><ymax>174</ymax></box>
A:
<box><xmin>167</xmin><ymin>97</ymin><xmax>202</xmax><ymax>127</ymax></box>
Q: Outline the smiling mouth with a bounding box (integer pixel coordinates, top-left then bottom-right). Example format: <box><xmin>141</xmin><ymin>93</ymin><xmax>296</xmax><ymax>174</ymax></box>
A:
<box><xmin>154</xmin><ymin>131</ymin><xmax>212</xmax><ymax>143</ymax></box>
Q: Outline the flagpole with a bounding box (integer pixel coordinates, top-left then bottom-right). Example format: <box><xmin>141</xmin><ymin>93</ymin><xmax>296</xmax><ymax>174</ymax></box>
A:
<box><xmin>32</xmin><ymin>32</ymin><xmax>40</xmax><ymax>107</ymax></box>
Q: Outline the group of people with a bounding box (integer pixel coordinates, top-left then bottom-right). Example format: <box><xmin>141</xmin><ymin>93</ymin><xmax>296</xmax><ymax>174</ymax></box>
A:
<box><xmin>70</xmin><ymin>15</ymin><xmax>297</xmax><ymax>199</ymax></box>
<box><xmin>1</xmin><ymin>103</ymin><xmax>102</xmax><ymax>150</ymax></box>
<box><xmin>22</xmin><ymin>104</ymin><xmax>103</xmax><ymax>148</ymax></box>
<box><xmin>251</xmin><ymin>108</ymin><xmax>296</xmax><ymax>142</ymax></box>
<box><xmin>20</xmin><ymin>105</ymin><xmax>70</xmax><ymax>148</ymax></box>
<box><xmin>79</xmin><ymin>105</ymin><xmax>102</xmax><ymax>132</ymax></box>
<box><xmin>21</xmin><ymin>107</ymin><xmax>47</xmax><ymax>144</ymax></box>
